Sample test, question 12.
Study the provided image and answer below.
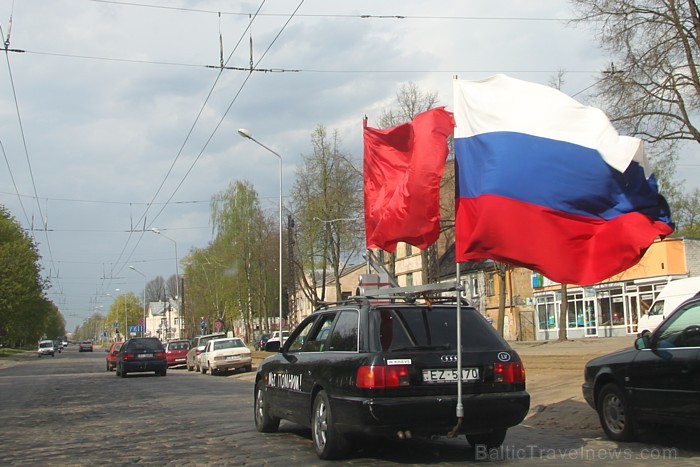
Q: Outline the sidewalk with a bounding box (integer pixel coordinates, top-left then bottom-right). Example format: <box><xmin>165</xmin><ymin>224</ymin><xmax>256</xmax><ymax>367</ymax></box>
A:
<box><xmin>511</xmin><ymin>336</ymin><xmax>633</xmax><ymax>358</ymax></box>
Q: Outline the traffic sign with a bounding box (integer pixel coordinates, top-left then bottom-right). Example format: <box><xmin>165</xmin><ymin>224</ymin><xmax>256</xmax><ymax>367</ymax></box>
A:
<box><xmin>114</xmin><ymin>322</ymin><xmax>119</xmax><ymax>328</ymax></box>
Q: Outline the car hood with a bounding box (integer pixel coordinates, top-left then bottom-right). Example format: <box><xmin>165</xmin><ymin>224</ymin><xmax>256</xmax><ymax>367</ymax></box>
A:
<box><xmin>585</xmin><ymin>347</ymin><xmax>637</xmax><ymax>368</ymax></box>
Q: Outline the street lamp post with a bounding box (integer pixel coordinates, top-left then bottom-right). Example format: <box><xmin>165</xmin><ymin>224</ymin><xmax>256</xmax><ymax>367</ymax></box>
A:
<box><xmin>150</xmin><ymin>228</ymin><xmax>179</xmax><ymax>339</ymax></box>
<box><xmin>129</xmin><ymin>266</ymin><xmax>147</xmax><ymax>337</ymax></box>
<box><xmin>238</xmin><ymin>128</ymin><xmax>284</xmax><ymax>338</ymax></box>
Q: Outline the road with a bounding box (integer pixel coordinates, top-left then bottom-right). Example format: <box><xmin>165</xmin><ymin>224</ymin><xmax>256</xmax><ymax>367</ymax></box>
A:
<box><xmin>0</xmin><ymin>341</ymin><xmax>698</xmax><ymax>466</ymax></box>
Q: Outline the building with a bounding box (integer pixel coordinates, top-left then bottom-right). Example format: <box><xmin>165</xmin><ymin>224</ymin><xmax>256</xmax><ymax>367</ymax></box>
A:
<box><xmin>146</xmin><ymin>300</ymin><xmax>182</xmax><ymax>341</ymax></box>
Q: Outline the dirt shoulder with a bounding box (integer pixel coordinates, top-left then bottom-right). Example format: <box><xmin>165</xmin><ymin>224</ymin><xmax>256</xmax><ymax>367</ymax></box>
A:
<box><xmin>511</xmin><ymin>336</ymin><xmax>633</xmax><ymax>435</ymax></box>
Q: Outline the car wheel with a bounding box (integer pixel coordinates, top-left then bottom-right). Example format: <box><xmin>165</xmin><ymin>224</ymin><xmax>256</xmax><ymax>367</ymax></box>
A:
<box><xmin>312</xmin><ymin>390</ymin><xmax>349</xmax><ymax>460</ymax></box>
<box><xmin>254</xmin><ymin>380</ymin><xmax>280</xmax><ymax>433</ymax></box>
<box><xmin>157</xmin><ymin>369</ymin><xmax>167</xmax><ymax>376</ymax></box>
<box><xmin>120</xmin><ymin>367</ymin><xmax>128</xmax><ymax>378</ymax></box>
<box><xmin>466</xmin><ymin>428</ymin><xmax>507</xmax><ymax>449</ymax></box>
<box><xmin>597</xmin><ymin>383</ymin><xmax>635</xmax><ymax>441</ymax></box>
<box><xmin>209</xmin><ymin>364</ymin><xmax>217</xmax><ymax>376</ymax></box>
<box><xmin>187</xmin><ymin>361</ymin><xmax>194</xmax><ymax>371</ymax></box>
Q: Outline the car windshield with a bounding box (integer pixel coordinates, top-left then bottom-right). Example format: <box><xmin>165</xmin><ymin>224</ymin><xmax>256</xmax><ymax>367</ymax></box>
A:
<box><xmin>214</xmin><ymin>339</ymin><xmax>245</xmax><ymax>351</ymax></box>
<box><xmin>39</xmin><ymin>342</ymin><xmax>52</xmax><ymax>348</ymax></box>
<box><xmin>200</xmin><ymin>335</ymin><xmax>224</xmax><ymax>347</ymax></box>
<box><xmin>376</xmin><ymin>307</ymin><xmax>505</xmax><ymax>352</ymax></box>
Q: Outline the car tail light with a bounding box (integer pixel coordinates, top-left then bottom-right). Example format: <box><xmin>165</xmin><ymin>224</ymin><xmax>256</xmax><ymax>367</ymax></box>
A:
<box><xmin>494</xmin><ymin>362</ymin><xmax>525</xmax><ymax>383</ymax></box>
<box><xmin>155</xmin><ymin>351</ymin><xmax>165</xmax><ymax>359</ymax></box>
<box><xmin>122</xmin><ymin>353</ymin><xmax>137</xmax><ymax>361</ymax></box>
<box><xmin>356</xmin><ymin>365</ymin><xmax>410</xmax><ymax>389</ymax></box>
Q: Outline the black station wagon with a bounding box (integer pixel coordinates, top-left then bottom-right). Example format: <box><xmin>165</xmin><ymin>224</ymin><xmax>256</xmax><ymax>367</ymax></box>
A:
<box><xmin>254</xmin><ymin>295</ymin><xmax>530</xmax><ymax>459</ymax></box>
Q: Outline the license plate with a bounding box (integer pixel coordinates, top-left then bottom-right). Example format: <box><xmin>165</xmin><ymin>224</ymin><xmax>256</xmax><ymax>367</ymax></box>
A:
<box><xmin>138</xmin><ymin>353</ymin><xmax>153</xmax><ymax>358</ymax></box>
<box><xmin>226</xmin><ymin>355</ymin><xmax>240</xmax><ymax>361</ymax></box>
<box><xmin>422</xmin><ymin>368</ymin><xmax>480</xmax><ymax>383</ymax></box>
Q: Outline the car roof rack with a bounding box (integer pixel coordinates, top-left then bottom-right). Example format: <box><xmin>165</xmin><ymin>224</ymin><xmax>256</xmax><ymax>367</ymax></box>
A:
<box><xmin>314</xmin><ymin>282</ymin><xmax>469</xmax><ymax>311</ymax></box>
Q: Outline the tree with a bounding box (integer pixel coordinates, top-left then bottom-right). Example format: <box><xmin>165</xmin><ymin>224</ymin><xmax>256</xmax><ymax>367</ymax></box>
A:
<box><xmin>107</xmin><ymin>292</ymin><xmax>141</xmax><ymax>339</ymax></box>
<box><xmin>290</xmin><ymin>125</ymin><xmax>363</xmax><ymax>307</ymax></box>
<box><xmin>145</xmin><ymin>276</ymin><xmax>166</xmax><ymax>303</ymax></box>
<box><xmin>0</xmin><ymin>205</ymin><xmax>54</xmax><ymax>347</ymax></box>
<box><xmin>571</xmin><ymin>0</ymin><xmax>700</xmax><ymax>145</ymax></box>
<box><xmin>207</xmin><ymin>180</ymin><xmax>277</xmax><ymax>341</ymax></box>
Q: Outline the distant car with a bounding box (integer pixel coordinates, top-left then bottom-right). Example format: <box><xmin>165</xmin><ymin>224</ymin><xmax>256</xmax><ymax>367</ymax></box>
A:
<box><xmin>186</xmin><ymin>333</ymin><xmax>226</xmax><ymax>372</ymax></box>
<box><xmin>115</xmin><ymin>337</ymin><xmax>167</xmax><ymax>378</ymax></box>
<box><xmin>200</xmin><ymin>337</ymin><xmax>252</xmax><ymax>375</ymax></box>
<box><xmin>255</xmin><ymin>333</ymin><xmax>272</xmax><ymax>351</ymax></box>
<box><xmin>263</xmin><ymin>330</ymin><xmax>289</xmax><ymax>351</ymax></box>
<box><xmin>583</xmin><ymin>295</ymin><xmax>700</xmax><ymax>441</ymax></box>
<box><xmin>79</xmin><ymin>341</ymin><xmax>93</xmax><ymax>352</ymax></box>
<box><xmin>37</xmin><ymin>340</ymin><xmax>55</xmax><ymax>357</ymax></box>
<box><xmin>164</xmin><ymin>339</ymin><xmax>190</xmax><ymax>367</ymax></box>
<box><xmin>62</xmin><ymin>340</ymin><xmax>68</xmax><ymax>348</ymax></box>
<box><xmin>105</xmin><ymin>341</ymin><xmax>124</xmax><ymax>371</ymax></box>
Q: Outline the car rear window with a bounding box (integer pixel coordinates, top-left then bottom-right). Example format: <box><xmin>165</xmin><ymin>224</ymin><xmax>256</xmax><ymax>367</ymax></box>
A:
<box><xmin>168</xmin><ymin>342</ymin><xmax>189</xmax><ymax>350</ymax></box>
<box><xmin>213</xmin><ymin>339</ymin><xmax>245</xmax><ymax>350</ymax></box>
<box><xmin>376</xmin><ymin>306</ymin><xmax>505</xmax><ymax>352</ymax></box>
<box><xmin>126</xmin><ymin>339</ymin><xmax>164</xmax><ymax>352</ymax></box>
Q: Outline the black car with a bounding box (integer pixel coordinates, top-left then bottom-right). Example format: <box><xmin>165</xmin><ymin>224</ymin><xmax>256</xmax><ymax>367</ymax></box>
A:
<box><xmin>583</xmin><ymin>295</ymin><xmax>700</xmax><ymax>441</ymax></box>
<box><xmin>116</xmin><ymin>337</ymin><xmax>168</xmax><ymax>378</ymax></box>
<box><xmin>255</xmin><ymin>333</ymin><xmax>272</xmax><ymax>351</ymax></box>
<box><xmin>254</xmin><ymin>294</ymin><xmax>530</xmax><ymax>460</ymax></box>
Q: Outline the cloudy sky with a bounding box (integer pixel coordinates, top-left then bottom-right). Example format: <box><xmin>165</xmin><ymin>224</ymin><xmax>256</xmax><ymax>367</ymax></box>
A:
<box><xmin>1</xmin><ymin>0</ymin><xmax>697</xmax><ymax>331</ymax></box>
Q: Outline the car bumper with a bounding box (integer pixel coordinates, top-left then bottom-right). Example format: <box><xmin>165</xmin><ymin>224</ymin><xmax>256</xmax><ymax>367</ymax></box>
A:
<box><xmin>121</xmin><ymin>360</ymin><xmax>167</xmax><ymax>373</ymax></box>
<box><xmin>167</xmin><ymin>358</ymin><xmax>187</xmax><ymax>366</ymax></box>
<box><xmin>331</xmin><ymin>391</ymin><xmax>530</xmax><ymax>436</ymax></box>
<box><xmin>211</xmin><ymin>356</ymin><xmax>252</xmax><ymax>372</ymax></box>
<box><xmin>582</xmin><ymin>382</ymin><xmax>595</xmax><ymax>409</ymax></box>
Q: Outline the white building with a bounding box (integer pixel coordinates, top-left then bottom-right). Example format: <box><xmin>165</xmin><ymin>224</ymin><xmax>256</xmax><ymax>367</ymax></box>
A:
<box><xmin>146</xmin><ymin>301</ymin><xmax>182</xmax><ymax>341</ymax></box>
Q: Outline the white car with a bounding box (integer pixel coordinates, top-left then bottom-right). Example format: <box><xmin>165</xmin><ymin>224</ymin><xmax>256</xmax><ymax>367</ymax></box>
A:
<box><xmin>200</xmin><ymin>337</ymin><xmax>252</xmax><ymax>375</ymax></box>
<box><xmin>37</xmin><ymin>340</ymin><xmax>55</xmax><ymax>357</ymax></box>
<box><xmin>263</xmin><ymin>330</ymin><xmax>290</xmax><ymax>351</ymax></box>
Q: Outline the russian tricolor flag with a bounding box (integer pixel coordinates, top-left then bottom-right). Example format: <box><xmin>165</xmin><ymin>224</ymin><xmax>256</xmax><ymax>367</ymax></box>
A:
<box><xmin>454</xmin><ymin>75</ymin><xmax>674</xmax><ymax>285</ymax></box>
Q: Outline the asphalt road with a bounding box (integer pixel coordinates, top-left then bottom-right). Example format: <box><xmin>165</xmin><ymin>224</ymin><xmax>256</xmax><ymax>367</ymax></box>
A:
<box><xmin>0</xmin><ymin>344</ymin><xmax>698</xmax><ymax>466</ymax></box>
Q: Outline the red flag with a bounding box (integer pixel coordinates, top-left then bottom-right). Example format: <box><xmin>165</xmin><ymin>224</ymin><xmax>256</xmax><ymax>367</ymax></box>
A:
<box><xmin>363</xmin><ymin>107</ymin><xmax>454</xmax><ymax>252</ymax></box>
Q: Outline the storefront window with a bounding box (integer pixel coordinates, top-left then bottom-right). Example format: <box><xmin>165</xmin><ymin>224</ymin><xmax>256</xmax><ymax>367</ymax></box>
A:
<box><xmin>598</xmin><ymin>288</ymin><xmax>625</xmax><ymax>326</ymax></box>
<box><xmin>536</xmin><ymin>294</ymin><xmax>557</xmax><ymax>329</ymax></box>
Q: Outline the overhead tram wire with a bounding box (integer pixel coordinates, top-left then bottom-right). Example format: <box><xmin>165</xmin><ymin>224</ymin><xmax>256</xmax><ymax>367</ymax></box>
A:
<box><xmin>2</xmin><ymin>19</ymin><xmax>63</xmax><ymax>296</ymax></box>
<box><xmin>107</xmin><ymin>0</ymin><xmax>270</xmax><ymax>280</ymax></box>
<box><xmin>84</xmin><ymin>1</ymin><xmax>568</xmax><ymax>21</ymax></box>
<box><xmin>113</xmin><ymin>0</ymin><xmax>307</xmax><ymax>279</ymax></box>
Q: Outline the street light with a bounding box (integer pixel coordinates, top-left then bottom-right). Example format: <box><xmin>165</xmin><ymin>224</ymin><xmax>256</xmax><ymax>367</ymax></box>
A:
<box><xmin>150</xmin><ymin>228</ymin><xmax>179</xmax><ymax>339</ymax></box>
<box><xmin>129</xmin><ymin>266</ymin><xmax>147</xmax><ymax>337</ymax></box>
<box><xmin>238</xmin><ymin>128</ymin><xmax>284</xmax><ymax>338</ymax></box>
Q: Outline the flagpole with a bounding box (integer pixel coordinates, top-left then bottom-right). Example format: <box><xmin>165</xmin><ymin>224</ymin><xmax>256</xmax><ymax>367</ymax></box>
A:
<box><xmin>449</xmin><ymin>262</ymin><xmax>464</xmax><ymax>437</ymax></box>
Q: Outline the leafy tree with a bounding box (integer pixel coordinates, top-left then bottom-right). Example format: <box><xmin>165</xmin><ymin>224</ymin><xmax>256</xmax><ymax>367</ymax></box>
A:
<box><xmin>0</xmin><ymin>205</ymin><xmax>54</xmax><ymax>347</ymax></box>
<box><xmin>106</xmin><ymin>292</ymin><xmax>142</xmax><ymax>339</ymax></box>
<box><xmin>290</xmin><ymin>125</ymin><xmax>363</xmax><ymax>307</ymax></box>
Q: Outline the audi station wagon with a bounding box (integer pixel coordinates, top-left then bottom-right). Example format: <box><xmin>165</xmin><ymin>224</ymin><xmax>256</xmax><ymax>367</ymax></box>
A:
<box><xmin>253</xmin><ymin>294</ymin><xmax>530</xmax><ymax>460</ymax></box>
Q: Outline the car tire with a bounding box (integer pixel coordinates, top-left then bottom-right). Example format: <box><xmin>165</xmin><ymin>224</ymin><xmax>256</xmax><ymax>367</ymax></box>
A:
<box><xmin>312</xmin><ymin>390</ymin><xmax>349</xmax><ymax>460</ymax></box>
<box><xmin>120</xmin><ymin>367</ymin><xmax>128</xmax><ymax>378</ymax></box>
<box><xmin>201</xmin><ymin>363</ymin><xmax>207</xmax><ymax>374</ymax></box>
<box><xmin>597</xmin><ymin>382</ymin><xmax>635</xmax><ymax>441</ymax></box>
<box><xmin>254</xmin><ymin>380</ymin><xmax>280</xmax><ymax>433</ymax></box>
<box><xmin>187</xmin><ymin>361</ymin><xmax>194</xmax><ymax>372</ymax></box>
<box><xmin>209</xmin><ymin>364</ymin><xmax>216</xmax><ymax>376</ymax></box>
<box><xmin>245</xmin><ymin>364</ymin><xmax>252</xmax><ymax>372</ymax></box>
<box><xmin>157</xmin><ymin>369</ymin><xmax>167</xmax><ymax>376</ymax></box>
<box><xmin>466</xmin><ymin>428</ymin><xmax>507</xmax><ymax>449</ymax></box>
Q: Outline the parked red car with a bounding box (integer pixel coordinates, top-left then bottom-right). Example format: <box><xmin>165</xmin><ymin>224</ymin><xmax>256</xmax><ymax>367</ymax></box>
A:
<box><xmin>164</xmin><ymin>339</ymin><xmax>190</xmax><ymax>367</ymax></box>
<box><xmin>106</xmin><ymin>341</ymin><xmax>124</xmax><ymax>371</ymax></box>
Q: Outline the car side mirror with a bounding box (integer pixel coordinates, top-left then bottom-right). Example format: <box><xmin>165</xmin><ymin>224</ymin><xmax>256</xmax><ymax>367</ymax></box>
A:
<box><xmin>634</xmin><ymin>335</ymin><xmax>651</xmax><ymax>350</ymax></box>
<box><xmin>265</xmin><ymin>340</ymin><xmax>281</xmax><ymax>353</ymax></box>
